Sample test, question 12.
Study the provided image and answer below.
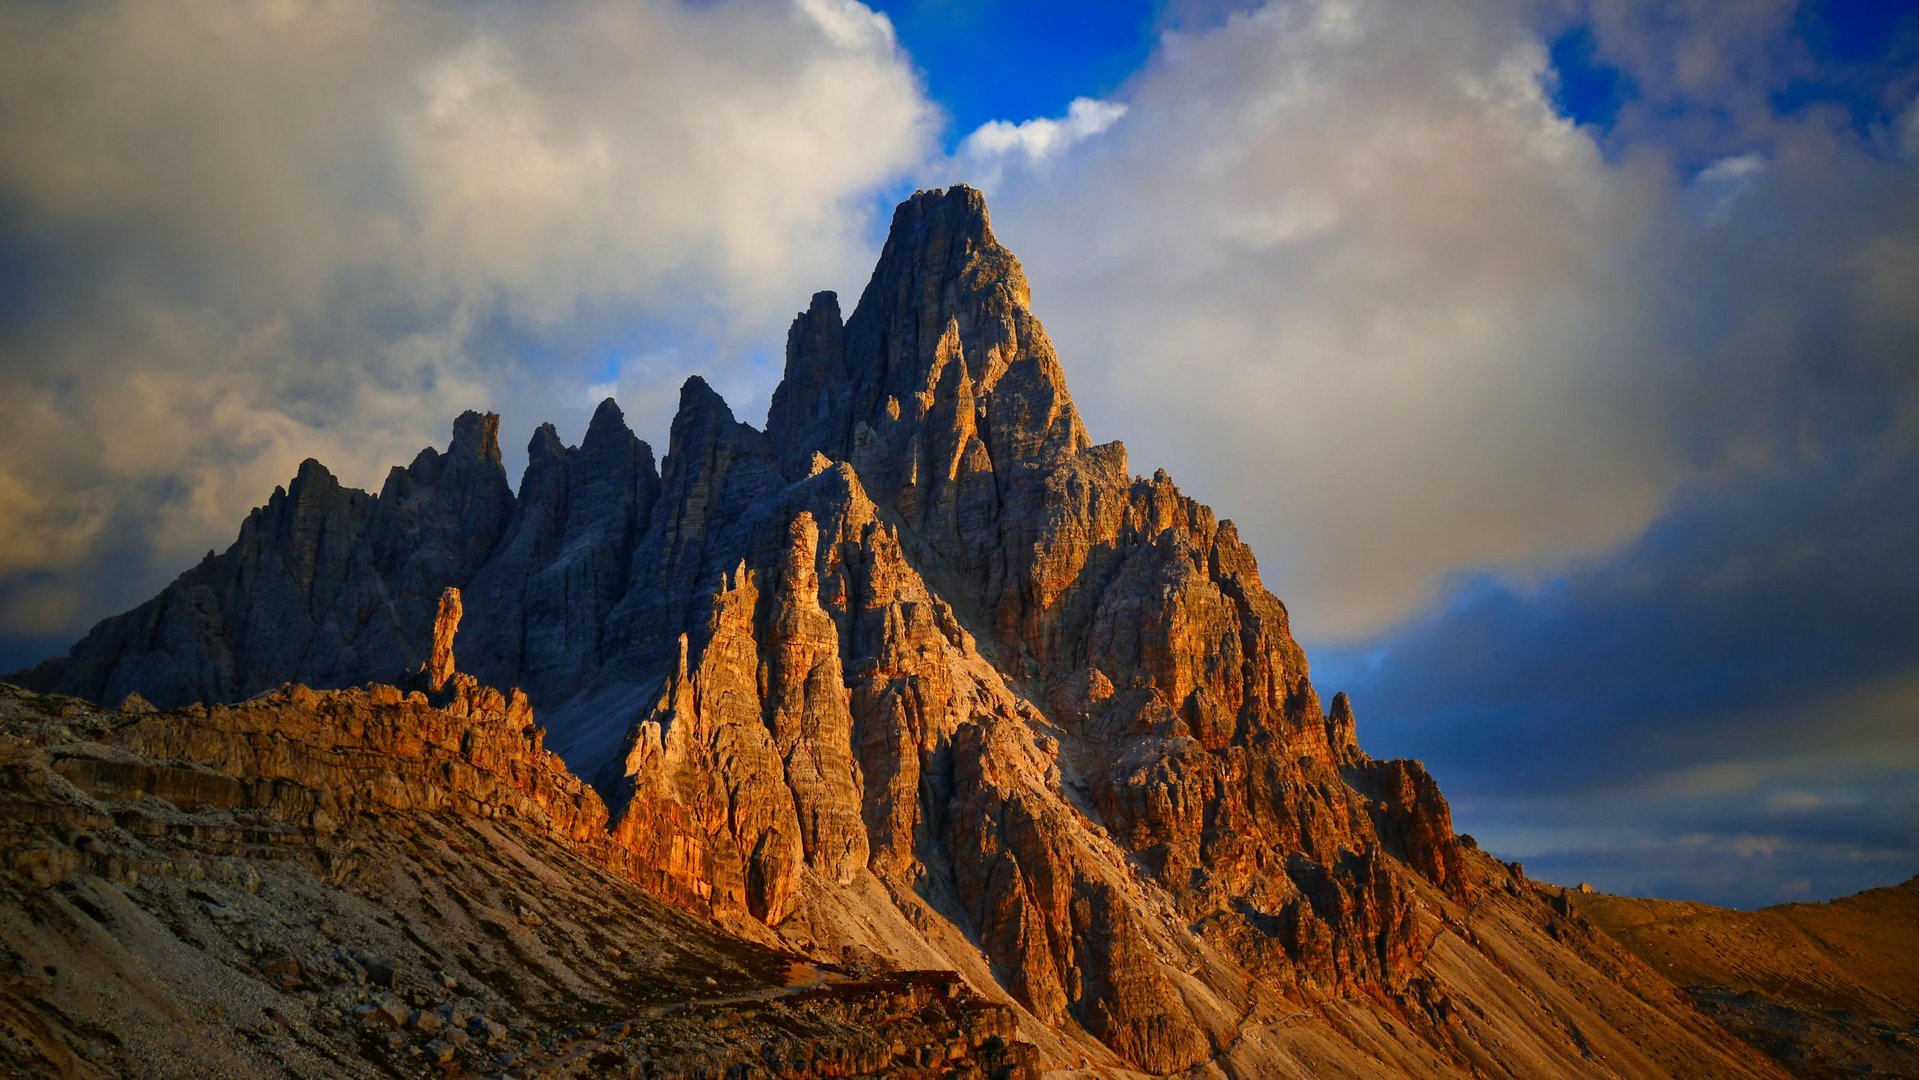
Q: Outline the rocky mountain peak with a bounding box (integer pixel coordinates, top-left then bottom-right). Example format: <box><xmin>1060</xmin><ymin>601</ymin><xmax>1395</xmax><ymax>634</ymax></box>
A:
<box><xmin>449</xmin><ymin>409</ymin><xmax>503</xmax><ymax>461</ymax></box>
<box><xmin>582</xmin><ymin>395</ymin><xmax>631</xmax><ymax>446</ymax></box>
<box><xmin>268</xmin><ymin>458</ymin><xmax>352</xmax><ymax>531</ymax></box>
<box><xmin>291</xmin><ymin>456</ymin><xmax>336</xmax><ymax>488</ymax></box>
<box><xmin>766</xmin><ymin>293</ymin><xmax>847</xmax><ymax>478</ymax></box>
<box><xmin>803</xmin><ymin>288</ymin><xmax>841</xmax><ymax>323</ymax></box>
<box><xmin>862</xmin><ymin>184</ymin><xmax>1013</xmax><ymax>300</ymax></box>
<box><xmin>526</xmin><ymin>420</ymin><xmax>567</xmax><ymax>465</ymax></box>
<box><xmin>668</xmin><ymin>376</ymin><xmax>738</xmax><ymax>446</ymax></box>
<box><xmin>10</xmin><ymin>185</ymin><xmax>1761</xmax><ymax>1078</ymax></box>
<box><xmin>660</xmin><ymin>376</ymin><xmax>772</xmax><ymax>507</ymax></box>
<box><xmin>769</xmin><ymin>185</ymin><xmax>1085</xmax><ymax>482</ymax></box>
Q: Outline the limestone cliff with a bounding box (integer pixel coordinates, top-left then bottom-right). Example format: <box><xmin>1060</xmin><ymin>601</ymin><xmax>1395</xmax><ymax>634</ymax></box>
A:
<box><xmin>10</xmin><ymin>187</ymin><xmax>1801</xmax><ymax>1077</ymax></box>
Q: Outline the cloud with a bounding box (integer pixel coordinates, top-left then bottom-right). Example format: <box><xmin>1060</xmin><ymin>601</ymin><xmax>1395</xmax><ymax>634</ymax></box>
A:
<box><xmin>959</xmin><ymin>97</ymin><xmax>1129</xmax><ymax>167</ymax></box>
<box><xmin>1900</xmin><ymin>92</ymin><xmax>1919</xmax><ymax>160</ymax></box>
<box><xmin>1571</xmin><ymin>0</ymin><xmax>1919</xmax><ymax>163</ymax></box>
<box><xmin>1313</xmin><ymin>442</ymin><xmax>1919</xmax><ymax>906</ymax></box>
<box><xmin>1692</xmin><ymin>151</ymin><xmax>1766</xmax><ymax>222</ymax></box>
<box><xmin>797</xmin><ymin>0</ymin><xmax>900</xmax><ymax>51</ymax></box>
<box><xmin>0</xmin><ymin>0</ymin><xmax>934</xmax><ymax>644</ymax></box>
<box><xmin>1580</xmin><ymin>0</ymin><xmax>1801</xmax><ymax>141</ymax></box>
<box><xmin>952</xmin><ymin>0</ymin><xmax>1918</xmax><ymax>904</ymax></box>
<box><xmin>971</xmin><ymin>0</ymin><xmax>1918</xmax><ymax>643</ymax></box>
<box><xmin>974</xmin><ymin>0</ymin><xmax>1689</xmax><ymax>639</ymax></box>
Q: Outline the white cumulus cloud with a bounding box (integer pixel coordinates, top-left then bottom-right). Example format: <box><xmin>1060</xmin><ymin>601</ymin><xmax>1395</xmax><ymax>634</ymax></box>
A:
<box><xmin>0</xmin><ymin>0</ymin><xmax>935</xmax><ymax>642</ymax></box>
<box><xmin>960</xmin><ymin>97</ymin><xmax>1129</xmax><ymax>166</ymax></box>
<box><xmin>978</xmin><ymin>0</ymin><xmax>1918</xmax><ymax>642</ymax></box>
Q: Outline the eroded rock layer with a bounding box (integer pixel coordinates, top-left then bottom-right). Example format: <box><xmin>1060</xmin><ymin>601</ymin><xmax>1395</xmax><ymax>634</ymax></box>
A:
<box><xmin>11</xmin><ymin>187</ymin><xmax>1795</xmax><ymax>1077</ymax></box>
<box><xmin>0</xmin><ymin>683</ymin><xmax>1036</xmax><ymax>1078</ymax></box>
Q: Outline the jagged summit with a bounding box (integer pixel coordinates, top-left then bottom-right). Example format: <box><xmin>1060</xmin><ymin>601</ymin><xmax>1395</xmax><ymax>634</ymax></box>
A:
<box><xmin>770</xmin><ymin>183</ymin><xmax>1087</xmax><ymax>489</ymax></box>
<box><xmin>527</xmin><ymin>418</ymin><xmax>567</xmax><ymax>461</ymax></box>
<box><xmin>3</xmin><ymin>187</ymin><xmax>1791</xmax><ymax>1077</ymax></box>
<box><xmin>448</xmin><ymin>407</ymin><xmax>504</xmax><ymax>461</ymax></box>
<box><xmin>584</xmin><ymin>393</ymin><xmax>627</xmax><ymax>435</ymax></box>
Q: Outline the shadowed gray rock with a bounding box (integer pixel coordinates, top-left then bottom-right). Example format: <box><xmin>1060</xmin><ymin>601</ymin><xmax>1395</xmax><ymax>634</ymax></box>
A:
<box><xmin>464</xmin><ymin>398</ymin><xmax>660</xmax><ymax>702</ymax></box>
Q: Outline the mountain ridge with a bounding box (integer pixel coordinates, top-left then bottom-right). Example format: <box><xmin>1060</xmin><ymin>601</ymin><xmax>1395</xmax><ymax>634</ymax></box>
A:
<box><xmin>9</xmin><ymin>185</ymin><xmax>1803</xmax><ymax>1076</ymax></box>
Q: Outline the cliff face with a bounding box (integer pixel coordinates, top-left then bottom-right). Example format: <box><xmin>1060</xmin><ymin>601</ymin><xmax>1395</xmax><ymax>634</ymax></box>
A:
<box><xmin>10</xmin><ymin>187</ymin><xmax>1789</xmax><ymax>1077</ymax></box>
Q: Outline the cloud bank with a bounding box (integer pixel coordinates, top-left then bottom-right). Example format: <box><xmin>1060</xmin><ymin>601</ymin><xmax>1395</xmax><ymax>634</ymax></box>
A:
<box><xmin>964</xmin><ymin>0</ymin><xmax>1918</xmax><ymax>904</ymax></box>
<box><xmin>966</xmin><ymin>0</ymin><xmax>1917</xmax><ymax>640</ymax></box>
<box><xmin>1315</xmin><ymin>444</ymin><xmax>1919</xmax><ymax>906</ymax></box>
<box><xmin>974</xmin><ymin>0</ymin><xmax>1688</xmax><ymax>640</ymax></box>
<box><xmin>0</xmin><ymin>0</ymin><xmax>934</xmax><ymax>652</ymax></box>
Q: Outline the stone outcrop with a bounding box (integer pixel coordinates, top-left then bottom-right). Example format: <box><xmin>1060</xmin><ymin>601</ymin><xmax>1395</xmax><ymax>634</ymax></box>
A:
<box><xmin>6</xmin><ymin>186</ymin><xmax>1804</xmax><ymax>1077</ymax></box>
<box><xmin>423</xmin><ymin>586</ymin><xmax>462</xmax><ymax>692</ymax></box>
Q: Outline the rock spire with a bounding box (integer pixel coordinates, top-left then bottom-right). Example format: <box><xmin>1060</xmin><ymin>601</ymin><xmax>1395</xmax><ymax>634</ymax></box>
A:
<box><xmin>424</xmin><ymin>587</ymin><xmax>462</xmax><ymax>692</ymax></box>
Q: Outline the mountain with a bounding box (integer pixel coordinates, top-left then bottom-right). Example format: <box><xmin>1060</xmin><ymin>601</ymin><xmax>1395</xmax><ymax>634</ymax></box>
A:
<box><xmin>1572</xmin><ymin>879</ymin><xmax>1919</xmax><ymax>1078</ymax></box>
<box><xmin>8</xmin><ymin>186</ymin><xmax>1806</xmax><ymax>1077</ymax></box>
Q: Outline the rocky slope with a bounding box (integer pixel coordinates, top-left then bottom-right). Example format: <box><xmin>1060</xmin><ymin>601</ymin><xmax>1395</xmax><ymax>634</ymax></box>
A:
<box><xmin>0</xmin><ymin>678</ymin><xmax>1033</xmax><ymax>1078</ymax></box>
<box><xmin>1572</xmin><ymin>879</ymin><xmax>1919</xmax><ymax>1078</ymax></box>
<box><xmin>10</xmin><ymin>186</ymin><xmax>1807</xmax><ymax>1076</ymax></box>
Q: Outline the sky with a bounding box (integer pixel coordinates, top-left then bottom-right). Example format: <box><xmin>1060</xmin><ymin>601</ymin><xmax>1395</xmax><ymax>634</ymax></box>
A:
<box><xmin>0</xmin><ymin>0</ymin><xmax>1915</xmax><ymax>909</ymax></box>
